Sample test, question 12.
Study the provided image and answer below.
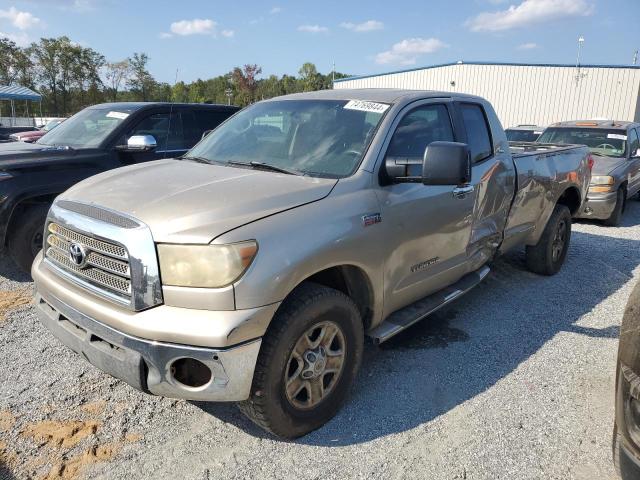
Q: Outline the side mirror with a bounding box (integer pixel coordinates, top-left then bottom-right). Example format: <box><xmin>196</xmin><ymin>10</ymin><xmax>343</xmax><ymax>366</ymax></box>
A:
<box><xmin>422</xmin><ymin>141</ymin><xmax>471</xmax><ymax>186</ymax></box>
<box><xmin>632</xmin><ymin>148</ymin><xmax>640</xmax><ymax>159</ymax></box>
<box><xmin>201</xmin><ymin>130</ymin><xmax>212</xmax><ymax>140</ymax></box>
<box><xmin>117</xmin><ymin>134</ymin><xmax>157</xmax><ymax>152</ymax></box>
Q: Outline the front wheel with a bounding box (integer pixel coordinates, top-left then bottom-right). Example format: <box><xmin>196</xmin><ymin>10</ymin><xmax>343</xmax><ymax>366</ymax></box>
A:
<box><xmin>239</xmin><ymin>282</ymin><xmax>364</xmax><ymax>439</ymax></box>
<box><xmin>603</xmin><ymin>187</ymin><xmax>626</xmax><ymax>227</ymax></box>
<box><xmin>7</xmin><ymin>203</ymin><xmax>50</xmax><ymax>273</ymax></box>
<box><xmin>525</xmin><ymin>204</ymin><xmax>572</xmax><ymax>276</ymax></box>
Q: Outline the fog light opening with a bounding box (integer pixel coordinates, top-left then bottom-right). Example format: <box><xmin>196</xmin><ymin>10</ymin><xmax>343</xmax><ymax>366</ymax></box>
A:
<box><xmin>170</xmin><ymin>358</ymin><xmax>212</xmax><ymax>388</ymax></box>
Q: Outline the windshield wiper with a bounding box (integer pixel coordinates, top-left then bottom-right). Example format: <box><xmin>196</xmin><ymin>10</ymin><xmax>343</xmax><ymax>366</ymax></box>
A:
<box><xmin>228</xmin><ymin>160</ymin><xmax>302</xmax><ymax>176</ymax></box>
<box><xmin>181</xmin><ymin>156</ymin><xmax>212</xmax><ymax>164</ymax></box>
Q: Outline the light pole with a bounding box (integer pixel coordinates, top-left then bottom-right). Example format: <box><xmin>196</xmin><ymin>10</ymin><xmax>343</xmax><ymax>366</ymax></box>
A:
<box><xmin>225</xmin><ymin>88</ymin><xmax>233</xmax><ymax>106</ymax></box>
<box><xmin>575</xmin><ymin>35</ymin><xmax>586</xmax><ymax>85</ymax></box>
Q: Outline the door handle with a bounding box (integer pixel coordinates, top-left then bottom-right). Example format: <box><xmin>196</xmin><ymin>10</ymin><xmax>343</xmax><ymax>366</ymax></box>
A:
<box><xmin>452</xmin><ymin>185</ymin><xmax>474</xmax><ymax>199</ymax></box>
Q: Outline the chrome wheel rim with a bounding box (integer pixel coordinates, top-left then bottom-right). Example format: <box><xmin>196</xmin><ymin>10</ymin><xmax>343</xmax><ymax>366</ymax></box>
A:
<box><xmin>551</xmin><ymin>219</ymin><xmax>567</xmax><ymax>262</ymax></box>
<box><xmin>284</xmin><ymin>321</ymin><xmax>346</xmax><ymax>410</ymax></box>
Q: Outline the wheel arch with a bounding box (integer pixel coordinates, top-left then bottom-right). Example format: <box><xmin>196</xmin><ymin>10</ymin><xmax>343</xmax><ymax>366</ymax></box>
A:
<box><xmin>4</xmin><ymin>192</ymin><xmax>57</xmax><ymax>246</ymax></box>
<box><xmin>556</xmin><ymin>186</ymin><xmax>582</xmax><ymax>216</ymax></box>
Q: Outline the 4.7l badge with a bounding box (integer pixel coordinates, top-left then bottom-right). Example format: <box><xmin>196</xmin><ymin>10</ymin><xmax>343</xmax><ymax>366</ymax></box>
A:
<box><xmin>362</xmin><ymin>213</ymin><xmax>382</xmax><ymax>227</ymax></box>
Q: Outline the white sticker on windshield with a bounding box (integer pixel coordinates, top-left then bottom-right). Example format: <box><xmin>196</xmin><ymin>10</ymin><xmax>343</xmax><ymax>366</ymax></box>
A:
<box><xmin>344</xmin><ymin>100</ymin><xmax>390</xmax><ymax>114</ymax></box>
<box><xmin>608</xmin><ymin>133</ymin><xmax>627</xmax><ymax>141</ymax></box>
<box><xmin>534</xmin><ymin>131</ymin><xmax>543</xmax><ymax>135</ymax></box>
<box><xmin>106</xmin><ymin>111</ymin><xmax>129</xmax><ymax>120</ymax></box>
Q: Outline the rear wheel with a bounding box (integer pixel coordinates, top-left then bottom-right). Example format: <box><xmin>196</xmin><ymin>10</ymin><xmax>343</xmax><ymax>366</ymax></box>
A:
<box><xmin>603</xmin><ymin>187</ymin><xmax>626</xmax><ymax>227</ymax></box>
<box><xmin>7</xmin><ymin>203</ymin><xmax>50</xmax><ymax>273</ymax></box>
<box><xmin>525</xmin><ymin>204</ymin><xmax>571</xmax><ymax>276</ymax></box>
<box><xmin>239</xmin><ymin>282</ymin><xmax>364</xmax><ymax>439</ymax></box>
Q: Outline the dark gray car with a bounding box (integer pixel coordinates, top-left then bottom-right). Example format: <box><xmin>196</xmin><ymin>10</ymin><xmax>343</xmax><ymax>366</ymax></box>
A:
<box><xmin>538</xmin><ymin>120</ymin><xmax>640</xmax><ymax>226</ymax></box>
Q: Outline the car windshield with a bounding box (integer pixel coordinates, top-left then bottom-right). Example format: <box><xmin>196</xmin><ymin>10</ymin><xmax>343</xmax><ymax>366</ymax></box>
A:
<box><xmin>538</xmin><ymin>127</ymin><xmax>627</xmax><ymax>157</ymax></box>
<box><xmin>43</xmin><ymin>120</ymin><xmax>62</xmax><ymax>131</ymax></box>
<box><xmin>37</xmin><ymin>107</ymin><xmax>135</xmax><ymax>148</ymax></box>
<box><xmin>184</xmin><ymin>99</ymin><xmax>388</xmax><ymax>177</ymax></box>
<box><xmin>505</xmin><ymin>129</ymin><xmax>542</xmax><ymax>142</ymax></box>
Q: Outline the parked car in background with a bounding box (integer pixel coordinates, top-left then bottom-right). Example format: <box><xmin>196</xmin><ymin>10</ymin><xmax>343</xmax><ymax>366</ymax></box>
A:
<box><xmin>32</xmin><ymin>89</ymin><xmax>591</xmax><ymax>438</ymax></box>
<box><xmin>10</xmin><ymin>118</ymin><xmax>65</xmax><ymax>143</ymax></box>
<box><xmin>505</xmin><ymin>124</ymin><xmax>545</xmax><ymax>142</ymax></box>
<box><xmin>0</xmin><ymin>124</ymin><xmax>38</xmax><ymax>143</ymax></box>
<box><xmin>613</xmin><ymin>278</ymin><xmax>640</xmax><ymax>478</ymax></box>
<box><xmin>538</xmin><ymin>120</ymin><xmax>640</xmax><ymax>226</ymax></box>
<box><xmin>0</xmin><ymin>102</ymin><xmax>239</xmax><ymax>272</ymax></box>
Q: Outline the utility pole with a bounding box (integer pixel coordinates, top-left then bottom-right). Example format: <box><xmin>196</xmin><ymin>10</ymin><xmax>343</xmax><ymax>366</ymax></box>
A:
<box><xmin>332</xmin><ymin>61</ymin><xmax>336</xmax><ymax>89</ymax></box>
<box><xmin>575</xmin><ymin>35</ymin><xmax>586</xmax><ymax>86</ymax></box>
<box><xmin>633</xmin><ymin>50</ymin><xmax>638</xmax><ymax>66</ymax></box>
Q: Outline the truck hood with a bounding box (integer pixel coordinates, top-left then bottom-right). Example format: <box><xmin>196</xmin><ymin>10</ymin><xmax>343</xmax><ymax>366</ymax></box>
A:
<box><xmin>0</xmin><ymin>141</ymin><xmax>82</xmax><ymax>169</ymax></box>
<box><xmin>590</xmin><ymin>154</ymin><xmax>626</xmax><ymax>176</ymax></box>
<box><xmin>61</xmin><ymin>159</ymin><xmax>338</xmax><ymax>243</ymax></box>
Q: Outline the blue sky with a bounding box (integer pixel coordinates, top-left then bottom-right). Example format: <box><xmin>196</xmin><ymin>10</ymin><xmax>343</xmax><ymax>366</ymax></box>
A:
<box><xmin>1</xmin><ymin>0</ymin><xmax>638</xmax><ymax>83</ymax></box>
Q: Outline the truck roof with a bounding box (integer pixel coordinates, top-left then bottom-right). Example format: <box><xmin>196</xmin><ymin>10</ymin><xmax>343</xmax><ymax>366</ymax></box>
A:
<box><xmin>550</xmin><ymin>120</ymin><xmax>640</xmax><ymax>130</ymax></box>
<box><xmin>87</xmin><ymin>102</ymin><xmax>238</xmax><ymax>111</ymax></box>
<box><xmin>269</xmin><ymin>88</ymin><xmax>484</xmax><ymax>104</ymax></box>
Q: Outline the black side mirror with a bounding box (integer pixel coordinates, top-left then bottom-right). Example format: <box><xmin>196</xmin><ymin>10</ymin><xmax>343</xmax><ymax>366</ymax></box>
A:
<box><xmin>422</xmin><ymin>141</ymin><xmax>471</xmax><ymax>186</ymax></box>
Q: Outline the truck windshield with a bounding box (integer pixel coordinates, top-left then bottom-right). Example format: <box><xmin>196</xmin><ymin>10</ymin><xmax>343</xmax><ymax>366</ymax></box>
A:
<box><xmin>38</xmin><ymin>107</ymin><xmax>135</xmax><ymax>148</ymax></box>
<box><xmin>538</xmin><ymin>127</ymin><xmax>627</xmax><ymax>158</ymax></box>
<box><xmin>184</xmin><ymin>100</ymin><xmax>388</xmax><ymax>177</ymax></box>
<box><xmin>505</xmin><ymin>129</ymin><xmax>541</xmax><ymax>142</ymax></box>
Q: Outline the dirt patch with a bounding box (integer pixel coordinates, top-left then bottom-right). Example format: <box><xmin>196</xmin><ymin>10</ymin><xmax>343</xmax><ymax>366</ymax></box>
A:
<box><xmin>80</xmin><ymin>401</ymin><xmax>106</xmax><ymax>416</ymax></box>
<box><xmin>124</xmin><ymin>432</ymin><xmax>142</xmax><ymax>443</ymax></box>
<box><xmin>0</xmin><ymin>288</ymin><xmax>33</xmax><ymax>322</ymax></box>
<box><xmin>22</xmin><ymin>420</ymin><xmax>101</xmax><ymax>449</ymax></box>
<box><xmin>44</xmin><ymin>442</ymin><xmax>122</xmax><ymax>480</ymax></box>
<box><xmin>0</xmin><ymin>409</ymin><xmax>16</xmax><ymax>432</ymax></box>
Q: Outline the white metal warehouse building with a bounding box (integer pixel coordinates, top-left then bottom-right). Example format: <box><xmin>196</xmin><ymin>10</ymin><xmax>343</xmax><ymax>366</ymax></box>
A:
<box><xmin>333</xmin><ymin>61</ymin><xmax>640</xmax><ymax>128</ymax></box>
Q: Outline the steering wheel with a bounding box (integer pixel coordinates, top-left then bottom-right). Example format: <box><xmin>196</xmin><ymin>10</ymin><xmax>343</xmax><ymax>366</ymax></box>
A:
<box><xmin>595</xmin><ymin>143</ymin><xmax>616</xmax><ymax>151</ymax></box>
<box><xmin>232</xmin><ymin>118</ymin><xmax>252</xmax><ymax>134</ymax></box>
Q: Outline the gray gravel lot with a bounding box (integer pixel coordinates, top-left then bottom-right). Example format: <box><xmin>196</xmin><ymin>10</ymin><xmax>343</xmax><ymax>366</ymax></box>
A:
<box><xmin>2</xmin><ymin>202</ymin><xmax>640</xmax><ymax>479</ymax></box>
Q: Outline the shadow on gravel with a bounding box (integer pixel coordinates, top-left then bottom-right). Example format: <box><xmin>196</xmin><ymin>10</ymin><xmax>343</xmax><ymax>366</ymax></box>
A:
<box><xmin>0</xmin><ymin>460</ymin><xmax>17</xmax><ymax>480</ymax></box>
<box><xmin>0</xmin><ymin>252</ymin><xmax>31</xmax><ymax>283</ymax></box>
<box><xmin>197</xmin><ymin>214</ymin><xmax>640</xmax><ymax>445</ymax></box>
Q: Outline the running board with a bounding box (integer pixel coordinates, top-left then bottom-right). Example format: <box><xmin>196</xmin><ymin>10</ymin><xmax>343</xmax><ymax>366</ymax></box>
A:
<box><xmin>368</xmin><ymin>265</ymin><xmax>491</xmax><ymax>345</ymax></box>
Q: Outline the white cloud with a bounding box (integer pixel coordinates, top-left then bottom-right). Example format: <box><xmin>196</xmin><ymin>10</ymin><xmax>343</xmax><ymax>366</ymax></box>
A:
<box><xmin>0</xmin><ymin>30</ymin><xmax>30</xmax><ymax>46</ymax></box>
<box><xmin>0</xmin><ymin>7</ymin><xmax>41</xmax><ymax>30</ymax></box>
<box><xmin>375</xmin><ymin>37</ymin><xmax>447</xmax><ymax>66</ymax></box>
<box><xmin>340</xmin><ymin>20</ymin><xmax>384</xmax><ymax>32</ymax></box>
<box><xmin>159</xmin><ymin>32</ymin><xmax>173</xmax><ymax>39</ymax></box>
<box><xmin>270</xmin><ymin>6</ymin><xmax>282</xmax><ymax>14</ymax></box>
<box><xmin>221</xmin><ymin>29</ymin><xmax>234</xmax><ymax>38</ymax></box>
<box><xmin>170</xmin><ymin>18</ymin><xmax>216</xmax><ymax>36</ymax></box>
<box><xmin>466</xmin><ymin>0</ymin><xmax>593</xmax><ymax>32</ymax></box>
<box><xmin>518</xmin><ymin>42</ymin><xmax>538</xmax><ymax>49</ymax></box>
<box><xmin>297</xmin><ymin>24</ymin><xmax>329</xmax><ymax>33</ymax></box>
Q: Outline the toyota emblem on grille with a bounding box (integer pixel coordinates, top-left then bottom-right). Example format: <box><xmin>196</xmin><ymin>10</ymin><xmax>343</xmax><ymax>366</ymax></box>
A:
<box><xmin>68</xmin><ymin>242</ymin><xmax>88</xmax><ymax>268</ymax></box>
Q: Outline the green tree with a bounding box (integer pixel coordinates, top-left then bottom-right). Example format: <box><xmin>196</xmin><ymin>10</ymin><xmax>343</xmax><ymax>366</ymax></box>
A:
<box><xmin>127</xmin><ymin>52</ymin><xmax>155</xmax><ymax>101</ymax></box>
<box><xmin>104</xmin><ymin>59</ymin><xmax>131</xmax><ymax>102</ymax></box>
<box><xmin>298</xmin><ymin>62</ymin><xmax>323</xmax><ymax>92</ymax></box>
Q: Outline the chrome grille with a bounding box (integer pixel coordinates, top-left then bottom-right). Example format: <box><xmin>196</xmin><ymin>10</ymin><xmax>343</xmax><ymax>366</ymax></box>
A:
<box><xmin>45</xmin><ymin>222</ymin><xmax>131</xmax><ymax>298</ymax></box>
<box><xmin>57</xmin><ymin>200</ymin><xmax>141</xmax><ymax>229</ymax></box>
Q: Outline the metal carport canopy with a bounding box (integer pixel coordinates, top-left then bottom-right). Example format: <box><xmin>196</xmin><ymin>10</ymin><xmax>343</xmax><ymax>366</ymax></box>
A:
<box><xmin>0</xmin><ymin>85</ymin><xmax>42</xmax><ymax>101</ymax></box>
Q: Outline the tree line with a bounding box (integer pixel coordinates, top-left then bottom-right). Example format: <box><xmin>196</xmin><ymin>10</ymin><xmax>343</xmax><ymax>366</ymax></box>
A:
<box><xmin>0</xmin><ymin>36</ymin><xmax>349</xmax><ymax>117</ymax></box>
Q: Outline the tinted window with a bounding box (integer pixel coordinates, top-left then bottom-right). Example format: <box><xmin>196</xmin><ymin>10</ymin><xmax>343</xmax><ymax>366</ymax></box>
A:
<box><xmin>127</xmin><ymin>112</ymin><xmax>185</xmax><ymax>151</ymax></box>
<box><xmin>386</xmin><ymin>104</ymin><xmax>454</xmax><ymax>158</ymax></box>
<box><xmin>505</xmin><ymin>129</ymin><xmax>541</xmax><ymax>142</ymax></box>
<box><xmin>628</xmin><ymin>128</ymin><xmax>639</xmax><ymax>157</ymax></box>
<box><xmin>460</xmin><ymin>104</ymin><xmax>492</xmax><ymax>162</ymax></box>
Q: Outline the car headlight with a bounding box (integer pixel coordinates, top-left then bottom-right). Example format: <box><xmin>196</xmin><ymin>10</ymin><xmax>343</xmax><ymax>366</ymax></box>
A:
<box><xmin>157</xmin><ymin>241</ymin><xmax>258</xmax><ymax>288</ymax></box>
<box><xmin>589</xmin><ymin>175</ymin><xmax>614</xmax><ymax>193</ymax></box>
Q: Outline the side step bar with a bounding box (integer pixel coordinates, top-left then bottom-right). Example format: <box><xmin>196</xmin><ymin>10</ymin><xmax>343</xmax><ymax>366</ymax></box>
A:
<box><xmin>368</xmin><ymin>265</ymin><xmax>491</xmax><ymax>345</ymax></box>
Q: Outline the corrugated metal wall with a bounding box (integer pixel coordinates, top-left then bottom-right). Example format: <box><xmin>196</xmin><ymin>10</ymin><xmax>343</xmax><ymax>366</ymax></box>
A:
<box><xmin>334</xmin><ymin>64</ymin><xmax>640</xmax><ymax>128</ymax></box>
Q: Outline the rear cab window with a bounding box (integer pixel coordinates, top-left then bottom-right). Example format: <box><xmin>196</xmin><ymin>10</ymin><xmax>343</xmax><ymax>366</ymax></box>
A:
<box><xmin>459</xmin><ymin>103</ymin><xmax>493</xmax><ymax>163</ymax></box>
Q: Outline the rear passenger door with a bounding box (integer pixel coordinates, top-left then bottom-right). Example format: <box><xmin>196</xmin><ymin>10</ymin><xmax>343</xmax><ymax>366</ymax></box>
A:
<box><xmin>453</xmin><ymin>101</ymin><xmax>515</xmax><ymax>269</ymax></box>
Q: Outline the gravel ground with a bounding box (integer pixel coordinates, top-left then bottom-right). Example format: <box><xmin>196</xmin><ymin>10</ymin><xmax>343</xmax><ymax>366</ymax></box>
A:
<box><xmin>2</xmin><ymin>202</ymin><xmax>640</xmax><ymax>480</ymax></box>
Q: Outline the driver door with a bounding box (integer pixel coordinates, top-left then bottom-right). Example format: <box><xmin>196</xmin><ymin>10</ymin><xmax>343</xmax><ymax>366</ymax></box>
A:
<box><xmin>377</xmin><ymin>101</ymin><xmax>476</xmax><ymax>316</ymax></box>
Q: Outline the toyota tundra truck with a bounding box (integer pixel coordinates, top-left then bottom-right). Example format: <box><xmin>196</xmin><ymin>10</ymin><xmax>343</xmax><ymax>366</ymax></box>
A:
<box><xmin>32</xmin><ymin>90</ymin><xmax>591</xmax><ymax>438</ymax></box>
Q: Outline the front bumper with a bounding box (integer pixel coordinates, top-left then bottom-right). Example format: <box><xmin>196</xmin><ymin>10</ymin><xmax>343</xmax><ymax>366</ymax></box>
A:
<box><xmin>36</xmin><ymin>291</ymin><xmax>261</xmax><ymax>401</ymax></box>
<box><xmin>577</xmin><ymin>190</ymin><xmax>617</xmax><ymax>220</ymax></box>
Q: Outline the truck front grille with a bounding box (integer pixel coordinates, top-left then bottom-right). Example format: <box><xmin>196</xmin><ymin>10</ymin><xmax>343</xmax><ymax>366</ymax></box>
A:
<box><xmin>45</xmin><ymin>222</ymin><xmax>132</xmax><ymax>299</ymax></box>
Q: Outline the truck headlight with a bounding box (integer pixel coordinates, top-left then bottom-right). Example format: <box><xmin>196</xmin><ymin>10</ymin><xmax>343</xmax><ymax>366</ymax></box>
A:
<box><xmin>157</xmin><ymin>241</ymin><xmax>258</xmax><ymax>288</ymax></box>
<box><xmin>589</xmin><ymin>175</ymin><xmax>614</xmax><ymax>193</ymax></box>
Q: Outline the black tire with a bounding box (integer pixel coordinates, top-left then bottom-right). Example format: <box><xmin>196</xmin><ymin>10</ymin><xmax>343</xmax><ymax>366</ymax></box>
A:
<box><xmin>7</xmin><ymin>203</ymin><xmax>50</xmax><ymax>273</ymax></box>
<box><xmin>525</xmin><ymin>204</ymin><xmax>571</xmax><ymax>276</ymax></box>
<box><xmin>238</xmin><ymin>282</ymin><xmax>364</xmax><ymax>439</ymax></box>
<box><xmin>603</xmin><ymin>187</ymin><xmax>626</xmax><ymax>227</ymax></box>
